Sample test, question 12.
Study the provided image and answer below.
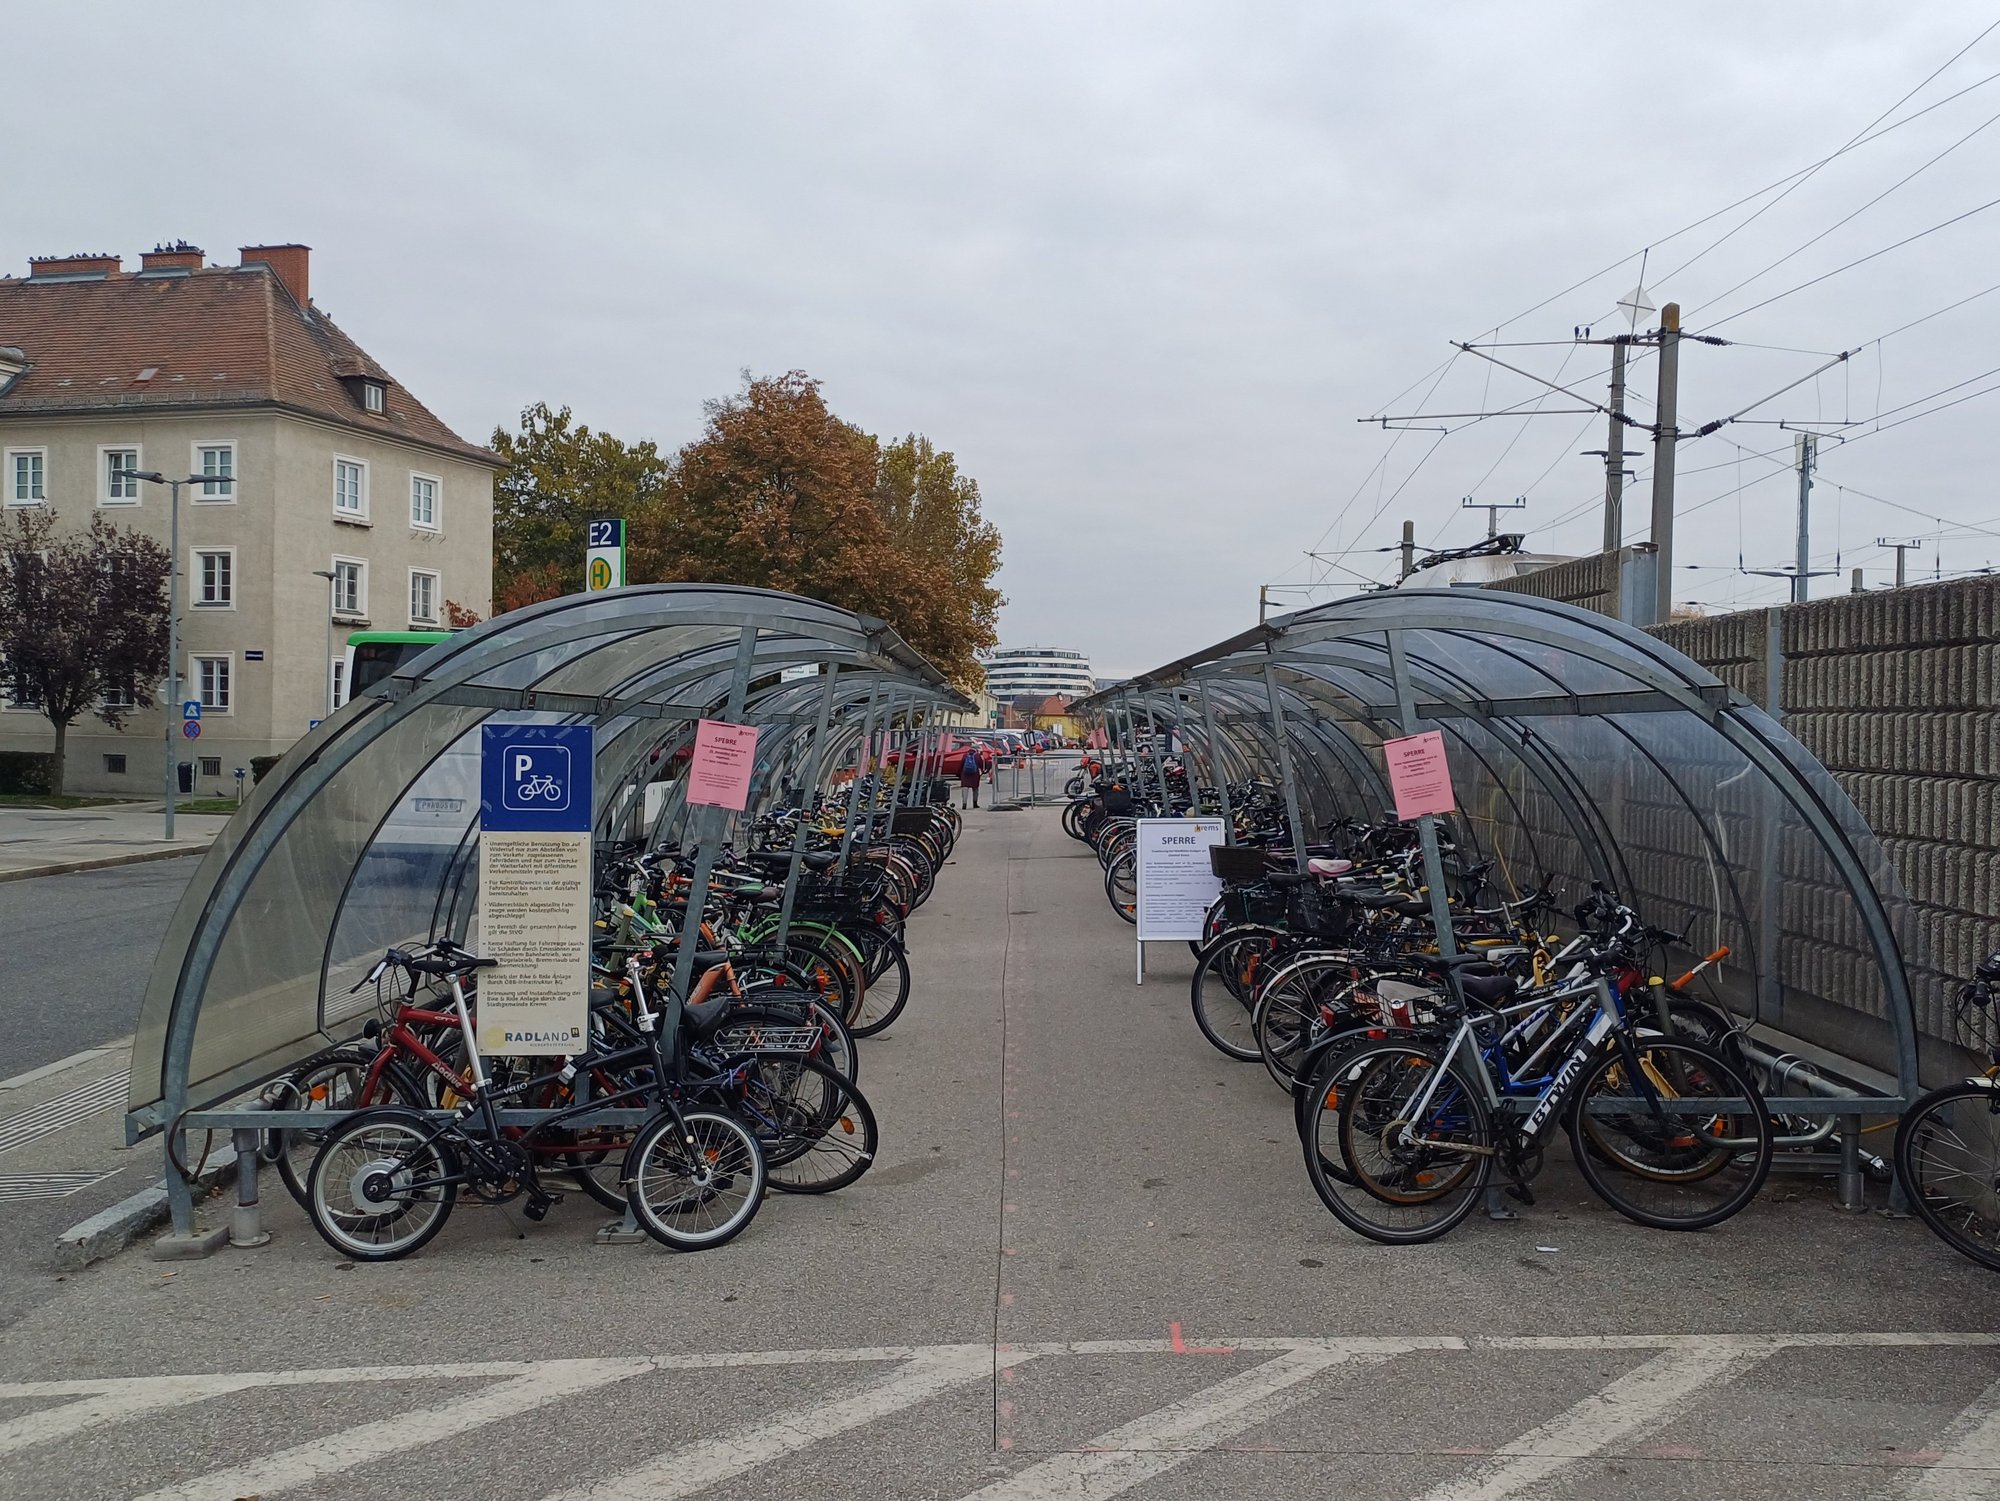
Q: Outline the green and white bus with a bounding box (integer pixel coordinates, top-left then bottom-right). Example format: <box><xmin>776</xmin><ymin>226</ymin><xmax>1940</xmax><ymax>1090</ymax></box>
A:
<box><xmin>342</xmin><ymin>629</ymin><xmax>451</xmax><ymax>704</ymax></box>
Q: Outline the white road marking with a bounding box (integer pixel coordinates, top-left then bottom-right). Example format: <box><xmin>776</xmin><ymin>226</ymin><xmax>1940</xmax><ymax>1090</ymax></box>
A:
<box><xmin>0</xmin><ymin>1043</ymin><xmax>126</xmax><ymax>1094</ymax></box>
<box><xmin>1900</xmin><ymin>1375</ymin><xmax>2000</xmax><ymax>1500</ymax></box>
<box><xmin>1418</xmin><ymin>1345</ymin><xmax>1771</xmax><ymax>1501</ymax></box>
<box><xmin>538</xmin><ymin>1344</ymin><xmax>1030</xmax><ymax>1501</ymax></box>
<box><xmin>134</xmin><ymin>1358</ymin><xmax>655</xmax><ymax>1501</ymax></box>
<box><xmin>0</xmin><ymin>1375</ymin><xmax>274</xmax><ymax>1460</ymax></box>
<box><xmin>960</xmin><ymin>1345</ymin><xmax>1372</xmax><ymax>1500</ymax></box>
<box><xmin>0</xmin><ymin>1074</ymin><xmax>126</xmax><ymax>1155</ymax></box>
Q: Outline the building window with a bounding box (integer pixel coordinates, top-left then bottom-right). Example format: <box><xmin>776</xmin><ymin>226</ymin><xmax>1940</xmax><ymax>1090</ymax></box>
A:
<box><xmin>334</xmin><ymin>458</ymin><xmax>367</xmax><ymax>518</ymax></box>
<box><xmin>362</xmin><ymin>381</ymin><xmax>385</xmax><ymax>414</ymax></box>
<box><xmin>102</xmin><ymin>448</ymin><xmax>141</xmax><ymax>505</ymax></box>
<box><xmin>331</xmin><ymin>557</ymin><xmax>366</xmax><ymax>617</ymax></box>
<box><xmin>194</xmin><ymin>548</ymin><xmax>234</xmax><ymax>607</ymax></box>
<box><xmin>193</xmin><ymin>654</ymin><xmax>232</xmax><ymax>713</ymax></box>
<box><xmin>410</xmin><ymin>473</ymin><xmax>439</xmax><ymax>530</ymax></box>
<box><xmin>102</xmin><ymin>682</ymin><xmax>137</xmax><ymax>711</ymax></box>
<box><xmin>409</xmin><ymin>568</ymin><xmax>439</xmax><ymax>624</ymax></box>
<box><xmin>5</xmin><ymin>672</ymin><xmax>40</xmax><ymax>710</ymax></box>
<box><xmin>104</xmin><ymin>754</ymin><xmax>127</xmax><ymax>775</ymax></box>
<box><xmin>193</xmin><ymin>442</ymin><xmax>234</xmax><ymax>501</ymax></box>
<box><xmin>330</xmin><ymin>656</ymin><xmax>347</xmax><ymax>710</ymax></box>
<box><xmin>199</xmin><ymin>756</ymin><xmax>222</xmax><ymax>779</ymax></box>
<box><xmin>6</xmin><ymin>449</ymin><xmax>46</xmax><ymax>506</ymax></box>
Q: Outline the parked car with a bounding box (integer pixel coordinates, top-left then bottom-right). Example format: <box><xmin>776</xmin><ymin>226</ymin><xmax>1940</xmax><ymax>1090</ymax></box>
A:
<box><xmin>884</xmin><ymin>733</ymin><xmax>992</xmax><ymax>778</ymax></box>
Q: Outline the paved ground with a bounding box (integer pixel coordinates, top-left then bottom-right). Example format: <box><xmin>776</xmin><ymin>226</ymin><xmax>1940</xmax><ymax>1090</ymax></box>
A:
<box><xmin>0</xmin><ymin>803</ymin><xmax>225</xmax><ymax>881</ymax></box>
<box><xmin>1</xmin><ymin>798</ymin><xmax>1998</xmax><ymax>1498</ymax></box>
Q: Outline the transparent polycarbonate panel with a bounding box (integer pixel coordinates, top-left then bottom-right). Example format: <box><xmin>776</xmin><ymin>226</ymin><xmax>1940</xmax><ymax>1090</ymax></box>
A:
<box><xmin>1410</xmin><ymin>627</ymin><xmax>1653</xmax><ymax>702</ymax></box>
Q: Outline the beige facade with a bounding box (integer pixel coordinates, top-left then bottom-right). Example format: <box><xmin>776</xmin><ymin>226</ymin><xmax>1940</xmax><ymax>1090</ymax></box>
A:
<box><xmin>0</xmin><ymin>410</ymin><xmax>494</xmax><ymax>795</ymax></box>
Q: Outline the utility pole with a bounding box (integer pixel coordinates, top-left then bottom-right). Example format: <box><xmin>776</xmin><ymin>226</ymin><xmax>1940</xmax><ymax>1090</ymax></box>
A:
<box><xmin>1877</xmin><ymin>537</ymin><xmax>1923</xmax><ymax>588</ymax></box>
<box><xmin>1462</xmin><ymin>496</ymin><xmax>1526</xmax><ymax>539</ymax></box>
<box><xmin>1400</xmin><ymin>520</ymin><xmax>1415</xmax><ymax>580</ymax></box>
<box><xmin>1791</xmin><ymin>432</ymin><xmax>1816</xmax><ymax>603</ymax></box>
<box><xmin>1258</xmin><ymin>585</ymin><xmax>1269</xmax><ymax>624</ymax></box>
<box><xmin>1649</xmin><ymin>302</ymin><xmax>1682</xmax><ymax>624</ymax></box>
<box><xmin>1851</xmin><ymin>567</ymin><xmax>1865</xmax><ymax>594</ymax></box>
<box><xmin>1603</xmin><ymin>338</ymin><xmax>1629</xmax><ymax>553</ymax></box>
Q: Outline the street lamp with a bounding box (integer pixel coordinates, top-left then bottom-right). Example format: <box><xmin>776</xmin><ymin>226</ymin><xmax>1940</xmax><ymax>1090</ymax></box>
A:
<box><xmin>313</xmin><ymin>569</ymin><xmax>338</xmax><ymax>715</ymax></box>
<box><xmin>117</xmin><ymin>469</ymin><xmax>205</xmax><ymax>840</ymax></box>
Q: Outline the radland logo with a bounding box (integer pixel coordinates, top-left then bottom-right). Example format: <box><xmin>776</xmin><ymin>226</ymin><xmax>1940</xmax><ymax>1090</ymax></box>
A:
<box><xmin>502</xmin><ymin>1026</ymin><xmax>584</xmax><ymax>1045</ymax></box>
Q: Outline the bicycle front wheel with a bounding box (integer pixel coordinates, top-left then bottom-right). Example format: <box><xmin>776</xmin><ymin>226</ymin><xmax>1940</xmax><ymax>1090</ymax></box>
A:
<box><xmin>625</xmin><ymin>1109</ymin><xmax>767</xmax><ymax>1251</ymax></box>
<box><xmin>1896</xmin><ymin>1082</ymin><xmax>2000</xmax><ymax>1272</ymax></box>
<box><xmin>1307</xmin><ymin>1043</ymin><xmax>1493</xmax><ymax>1244</ymax></box>
<box><xmin>1189</xmin><ymin>926</ymin><xmax>1283</xmax><ymax>1062</ymax></box>
<box><xmin>305</xmin><ymin>1108</ymin><xmax>459</xmax><ymax>1261</ymax></box>
<box><xmin>1568</xmin><ymin>1037</ymin><xmax>1773</xmax><ymax>1230</ymax></box>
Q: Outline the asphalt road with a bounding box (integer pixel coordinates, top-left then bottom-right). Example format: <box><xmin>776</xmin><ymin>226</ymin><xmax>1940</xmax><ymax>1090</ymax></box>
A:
<box><xmin>0</xmin><ymin>856</ymin><xmax>200</xmax><ymax>1079</ymax></box>
<box><xmin>2</xmin><ymin>803</ymin><xmax>1998</xmax><ymax>1499</ymax></box>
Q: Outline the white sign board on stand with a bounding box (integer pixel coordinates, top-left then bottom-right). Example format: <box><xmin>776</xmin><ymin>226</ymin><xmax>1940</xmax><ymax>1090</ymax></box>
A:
<box><xmin>1134</xmin><ymin>816</ymin><xmax>1227</xmax><ymax>983</ymax></box>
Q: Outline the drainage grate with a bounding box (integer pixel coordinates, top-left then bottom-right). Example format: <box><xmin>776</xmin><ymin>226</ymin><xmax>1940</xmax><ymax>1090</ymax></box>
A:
<box><xmin>0</xmin><ymin>1168</ymin><xmax>123</xmax><ymax>1202</ymax></box>
<box><xmin>0</xmin><ymin>1074</ymin><xmax>127</xmax><ymax>1156</ymax></box>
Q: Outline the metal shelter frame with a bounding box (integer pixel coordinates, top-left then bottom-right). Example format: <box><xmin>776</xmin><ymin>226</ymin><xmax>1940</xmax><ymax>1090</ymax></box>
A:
<box><xmin>1076</xmin><ymin>588</ymin><xmax>1927</xmax><ymax>1133</ymax></box>
<box><xmin>129</xmin><ymin>585</ymin><xmax>970</xmax><ymax>1242</ymax></box>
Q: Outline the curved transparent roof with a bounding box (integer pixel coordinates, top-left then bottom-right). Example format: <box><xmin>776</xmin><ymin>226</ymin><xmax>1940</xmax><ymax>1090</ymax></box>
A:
<box><xmin>1082</xmin><ymin>588</ymin><xmax>1924</xmax><ymax>1094</ymax></box>
<box><xmin>129</xmin><ymin>585</ymin><xmax>969</xmax><ymax>1137</ymax></box>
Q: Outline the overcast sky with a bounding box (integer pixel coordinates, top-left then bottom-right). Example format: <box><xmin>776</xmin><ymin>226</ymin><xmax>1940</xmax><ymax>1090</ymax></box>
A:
<box><xmin>7</xmin><ymin>2</ymin><xmax>1999</xmax><ymax>676</ymax></box>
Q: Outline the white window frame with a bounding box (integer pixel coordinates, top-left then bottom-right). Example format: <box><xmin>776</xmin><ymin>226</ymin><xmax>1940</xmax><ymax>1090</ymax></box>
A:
<box><xmin>191</xmin><ymin>653</ymin><xmax>233</xmax><ymax>715</ymax></box>
<box><xmin>408</xmin><ymin>567</ymin><xmax>440</xmax><ymax>626</ymax></box>
<box><xmin>362</xmin><ymin>381</ymin><xmax>385</xmax><ymax>414</ymax></box>
<box><xmin>4</xmin><ymin>672</ymin><xmax>42</xmax><ymax>711</ymax></box>
<box><xmin>101</xmin><ymin>681</ymin><xmax>138</xmax><ymax>711</ymax></box>
<box><xmin>100</xmin><ymin>445</ymin><xmax>143</xmax><ymax>506</ymax></box>
<box><xmin>5</xmin><ymin>448</ymin><xmax>47</xmax><ymax>507</ymax></box>
<box><xmin>190</xmin><ymin>441</ymin><xmax>236</xmax><ymax>504</ymax></box>
<box><xmin>331</xmin><ymin>555</ymin><xmax>368</xmax><ymax>620</ymax></box>
<box><xmin>330</xmin><ymin>656</ymin><xmax>347</xmax><ymax>711</ymax></box>
<box><xmin>333</xmin><ymin>455</ymin><xmax>369</xmax><ymax>521</ymax></box>
<box><xmin>192</xmin><ymin>546</ymin><xmax>236</xmax><ymax>609</ymax></box>
<box><xmin>409</xmin><ymin>471</ymin><xmax>441</xmax><ymax>531</ymax></box>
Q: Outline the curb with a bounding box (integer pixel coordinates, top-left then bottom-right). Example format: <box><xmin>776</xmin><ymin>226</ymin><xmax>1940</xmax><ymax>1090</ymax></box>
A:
<box><xmin>0</xmin><ymin>842</ymin><xmax>213</xmax><ymax>884</ymax></box>
<box><xmin>53</xmin><ymin>1144</ymin><xmax>240</xmax><ymax>1271</ymax></box>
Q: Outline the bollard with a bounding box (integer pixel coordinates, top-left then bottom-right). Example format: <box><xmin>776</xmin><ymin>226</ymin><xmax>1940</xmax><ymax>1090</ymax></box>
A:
<box><xmin>231</xmin><ymin>1127</ymin><xmax>271</xmax><ymax>1247</ymax></box>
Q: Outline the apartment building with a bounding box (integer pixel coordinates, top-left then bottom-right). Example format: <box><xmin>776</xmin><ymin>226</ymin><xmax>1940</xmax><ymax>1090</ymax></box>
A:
<box><xmin>0</xmin><ymin>243</ymin><xmax>499</xmax><ymax>795</ymax></box>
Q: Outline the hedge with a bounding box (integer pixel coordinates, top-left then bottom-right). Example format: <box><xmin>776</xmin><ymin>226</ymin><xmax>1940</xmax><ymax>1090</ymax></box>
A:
<box><xmin>249</xmin><ymin>755</ymin><xmax>283</xmax><ymax>786</ymax></box>
<box><xmin>0</xmin><ymin>751</ymin><xmax>53</xmax><ymax>796</ymax></box>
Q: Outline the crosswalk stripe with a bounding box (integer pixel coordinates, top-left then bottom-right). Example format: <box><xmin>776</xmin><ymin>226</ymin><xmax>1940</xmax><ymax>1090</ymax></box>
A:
<box><xmin>960</xmin><ymin>1345</ymin><xmax>1370</xmax><ymax>1500</ymax></box>
<box><xmin>0</xmin><ymin>1376</ymin><xmax>274</xmax><ymax>1460</ymax></box>
<box><xmin>133</xmin><ymin>1359</ymin><xmax>654</xmax><ymax>1501</ymax></box>
<box><xmin>1417</xmin><ymin>1345</ymin><xmax>1771</xmax><ymax>1501</ymax></box>
<box><xmin>1899</xmin><ymin>1375</ymin><xmax>2000</xmax><ymax>1500</ymax></box>
<box><xmin>537</xmin><ymin>1344</ymin><xmax>1027</xmax><ymax>1501</ymax></box>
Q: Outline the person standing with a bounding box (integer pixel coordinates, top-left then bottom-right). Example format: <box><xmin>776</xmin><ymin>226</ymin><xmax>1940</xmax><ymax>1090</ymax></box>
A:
<box><xmin>959</xmin><ymin>746</ymin><xmax>984</xmax><ymax>808</ymax></box>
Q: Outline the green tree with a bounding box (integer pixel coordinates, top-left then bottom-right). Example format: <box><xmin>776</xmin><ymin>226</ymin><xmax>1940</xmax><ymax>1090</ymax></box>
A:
<box><xmin>0</xmin><ymin>509</ymin><xmax>170</xmax><ymax>796</ymax></box>
<box><xmin>489</xmin><ymin>402</ymin><xmax>667</xmax><ymax>610</ymax></box>
<box><xmin>873</xmin><ymin>435</ymin><xmax>1003</xmax><ymax>685</ymax></box>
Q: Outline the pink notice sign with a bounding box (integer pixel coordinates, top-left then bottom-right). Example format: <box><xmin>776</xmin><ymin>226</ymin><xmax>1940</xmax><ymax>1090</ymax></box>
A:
<box><xmin>1384</xmin><ymin>730</ymin><xmax>1456</xmax><ymax>821</ymax></box>
<box><xmin>688</xmin><ymin>719</ymin><xmax>760</xmax><ymax>811</ymax></box>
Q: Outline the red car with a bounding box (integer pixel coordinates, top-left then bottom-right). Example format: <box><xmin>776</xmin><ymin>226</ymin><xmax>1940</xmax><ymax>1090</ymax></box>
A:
<box><xmin>883</xmin><ymin>734</ymin><xmax>993</xmax><ymax>777</ymax></box>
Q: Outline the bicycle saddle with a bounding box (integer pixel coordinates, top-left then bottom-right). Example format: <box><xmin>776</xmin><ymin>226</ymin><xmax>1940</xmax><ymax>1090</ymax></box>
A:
<box><xmin>1306</xmin><ymin>857</ymin><xmax>1353</xmax><ymax>879</ymax></box>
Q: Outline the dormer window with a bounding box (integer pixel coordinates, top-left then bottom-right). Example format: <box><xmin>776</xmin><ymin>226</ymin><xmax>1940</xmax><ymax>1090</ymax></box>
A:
<box><xmin>362</xmin><ymin>380</ymin><xmax>385</xmax><ymax>414</ymax></box>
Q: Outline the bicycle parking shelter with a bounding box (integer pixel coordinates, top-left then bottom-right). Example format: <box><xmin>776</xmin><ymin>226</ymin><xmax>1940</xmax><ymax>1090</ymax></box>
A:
<box><xmin>1076</xmin><ymin>588</ymin><xmax>1931</xmax><ymax>1199</ymax></box>
<box><xmin>129</xmin><ymin>584</ymin><xmax>972</xmax><ymax>1249</ymax></box>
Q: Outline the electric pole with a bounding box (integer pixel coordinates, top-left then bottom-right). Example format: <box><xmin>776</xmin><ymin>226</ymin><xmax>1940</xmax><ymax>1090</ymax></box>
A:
<box><xmin>1649</xmin><ymin>303</ymin><xmax>1682</xmax><ymax>624</ymax></box>
<box><xmin>1792</xmin><ymin>432</ymin><xmax>1816</xmax><ymax>603</ymax></box>
<box><xmin>1400</xmin><ymin>520</ymin><xmax>1415</xmax><ymax>580</ymax></box>
<box><xmin>1603</xmin><ymin>338</ymin><xmax>1628</xmax><ymax>553</ymax></box>
<box><xmin>1877</xmin><ymin>537</ymin><xmax>1923</xmax><ymax>588</ymax></box>
<box><xmin>1462</xmin><ymin>496</ymin><xmax>1526</xmax><ymax>538</ymax></box>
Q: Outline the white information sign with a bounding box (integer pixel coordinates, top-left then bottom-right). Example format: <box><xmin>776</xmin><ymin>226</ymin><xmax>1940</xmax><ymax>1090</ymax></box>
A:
<box><xmin>1134</xmin><ymin>816</ymin><xmax>1227</xmax><ymax>982</ymax></box>
<box><xmin>476</xmin><ymin>830</ymin><xmax>592</xmax><ymax>1054</ymax></box>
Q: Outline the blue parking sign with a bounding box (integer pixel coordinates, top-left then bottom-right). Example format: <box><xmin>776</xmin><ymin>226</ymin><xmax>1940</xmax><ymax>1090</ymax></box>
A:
<box><xmin>481</xmin><ymin>725</ymin><xmax>593</xmax><ymax>833</ymax></box>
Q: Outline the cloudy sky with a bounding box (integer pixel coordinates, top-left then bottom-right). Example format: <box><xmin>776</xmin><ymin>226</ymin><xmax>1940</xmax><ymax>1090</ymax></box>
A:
<box><xmin>8</xmin><ymin>2</ymin><xmax>1999</xmax><ymax>676</ymax></box>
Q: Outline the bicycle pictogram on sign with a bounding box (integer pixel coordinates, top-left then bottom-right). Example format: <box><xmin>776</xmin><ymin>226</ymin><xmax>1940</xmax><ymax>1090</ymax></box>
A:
<box><xmin>500</xmin><ymin>745</ymin><xmax>572</xmax><ymax>813</ymax></box>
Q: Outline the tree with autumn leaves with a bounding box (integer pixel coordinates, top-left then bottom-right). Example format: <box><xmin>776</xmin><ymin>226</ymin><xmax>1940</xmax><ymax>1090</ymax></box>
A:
<box><xmin>489</xmin><ymin>374</ymin><xmax>1001</xmax><ymax>687</ymax></box>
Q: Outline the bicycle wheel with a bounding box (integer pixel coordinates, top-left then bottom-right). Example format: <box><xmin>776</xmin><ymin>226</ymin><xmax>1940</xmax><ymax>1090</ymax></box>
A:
<box><xmin>1567</xmin><ymin>1037</ymin><xmax>1772</xmax><ymax>1230</ymax></box>
<box><xmin>625</xmin><ymin>1108</ymin><xmax>766</xmax><ymax>1251</ymax></box>
<box><xmin>845</xmin><ymin>927</ymin><xmax>911</xmax><ymax>1037</ymax></box>
<box><xmin>1189</xmin><ymin>926</ymin><xmax>1283</xmax><ymax>1062</ymax></box>
<box><xmin>271</xmin><ymin>1045</ymin><xmax>423</xmax><ymax>1209</ymax></box>
<box><xmin>1895</xmin><ymin>1083</ymin><xmax>2000</xmax><ymax>1271</ymax></box>
<box><xmin>1305</xmin><ymin>1043</ymin><xmax>1492</xmax><ymax>1244</ymax></box>
<box><xmin>738</xmin><ymin>1054</ymin><xmax>879</xmax><ymax>1193</ymax></box>
<box><xmin>304</xmin><ymin>1108</ymin><xmax>459</xmax><ymax>1261</ymax></box>
<box><xmin>1254</xmin><ymin>958</ymin><xmax>1352</xmax><ymax>1090</ymax></box>
<box><xmin>1105</xmin><ymin>850</ymin><xmax>1137</xmax><ymax>924</ymax></box>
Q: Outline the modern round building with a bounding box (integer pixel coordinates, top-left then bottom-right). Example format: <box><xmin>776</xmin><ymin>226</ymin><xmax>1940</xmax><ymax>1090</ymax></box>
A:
<box><xmin>981</xmin><ymin>646</ymin><xmax>1095</xmax><ymax>701</ymax></box>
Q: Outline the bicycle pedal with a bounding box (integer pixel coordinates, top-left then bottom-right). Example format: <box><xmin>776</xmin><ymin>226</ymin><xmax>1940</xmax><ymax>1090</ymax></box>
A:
<box><xmin>1505</xmin><ymin>1181</ymin><xmax>1536</xmax><ymax>1207</ymax></box>
<box><xmin>522</xmin><ymin>1194</ymin><xmax>560</xmax><ymax>1222</ymax></box>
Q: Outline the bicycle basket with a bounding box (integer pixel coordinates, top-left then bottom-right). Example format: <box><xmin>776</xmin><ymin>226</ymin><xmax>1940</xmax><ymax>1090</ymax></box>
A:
<box><xmin>1220</xmin><ymin>884</ymin><xmax>1287</xmax><ymax>927</ymax></box>
<box><xmin>1209</xmin><ymin>844</ymin><xmax>1269</xmax><ymax>883</ymax></box>
<box><xmin>1287</xmin><ymin>886</ymin><xmax>1352</xmax><ymax>940</ymax></box>
<box><xmin>1100</xmin><ymin>785</ymin><xmax>1135</xmax><ymax>815</ymax></box>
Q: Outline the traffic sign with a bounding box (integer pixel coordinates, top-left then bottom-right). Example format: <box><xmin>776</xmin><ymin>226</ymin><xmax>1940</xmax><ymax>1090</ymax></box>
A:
<box><xmin>585</xmin><ymin>517</ymin><xmax>626</xmax><ymax>593</ymax></box>
<box><xmin>183</xmin><ymin>721</ymin><xmax>202</xmax><ymax>740</ymax></box>
<box><xmin>182</xmin><ymin>700</ymin><xmax>201</xmax><ymax>721</ymax></box>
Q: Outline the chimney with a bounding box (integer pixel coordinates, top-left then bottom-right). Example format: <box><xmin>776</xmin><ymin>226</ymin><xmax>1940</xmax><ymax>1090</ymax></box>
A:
<box><xmin>239</xmin><ymin>243</ymin><xmax>310</xmax><ymax>306</ymax></box>
<box><xmin>141</xmin><ymin>243</ymin><xmax>205</xmax><ymax>272</ymax></box>
<box><xmin>27</xmin><ymin>253</ymin><xmax>121</xmax><ymax>279</ymax></box>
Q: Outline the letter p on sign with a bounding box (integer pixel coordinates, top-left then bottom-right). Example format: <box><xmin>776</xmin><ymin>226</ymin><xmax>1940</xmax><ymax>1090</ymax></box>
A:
<box><xmin>515</xmin><ymin>753</ymin><xmax>534</xmax><ymax>780</ymax></box>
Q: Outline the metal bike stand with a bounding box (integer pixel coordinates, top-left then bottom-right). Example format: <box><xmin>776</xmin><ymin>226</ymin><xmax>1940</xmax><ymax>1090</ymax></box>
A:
<box><xmin>1197</xmin><ymin>680</ymin><xmax>1234</xmax><ymax>838</ymax></box>
<box><xmin>773</xmin><ymin>664</ymin><xmax>844</xmax><ymax>953</ymax></box>
<box><xmin>1259</xmin><ymin>661</ymin><xmax>1309</xmax><ymax>871</ymax></box>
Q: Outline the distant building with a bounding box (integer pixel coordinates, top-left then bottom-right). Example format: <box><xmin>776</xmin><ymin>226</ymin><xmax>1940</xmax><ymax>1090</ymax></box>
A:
<box><xmin>1001</xmin><ymin>694</ymin><xmax>1079</xmax><ymax>738</ymax></box>
<box><xmin>0</xmin><ymin>243</ymin><xmax>500</xmax><ymax>794</ymax></box>
<box><xmin>981</xmin><ymin>645</ymin><xmax>1094</xmax><ymax>702</ymax></box>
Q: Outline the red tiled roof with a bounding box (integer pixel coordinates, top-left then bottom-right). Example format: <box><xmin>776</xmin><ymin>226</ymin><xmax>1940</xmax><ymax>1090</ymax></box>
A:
<box><xmin>0</xmin><ymin>265</ymin><xmax>497</xmax><ymax>466</ymax></box>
